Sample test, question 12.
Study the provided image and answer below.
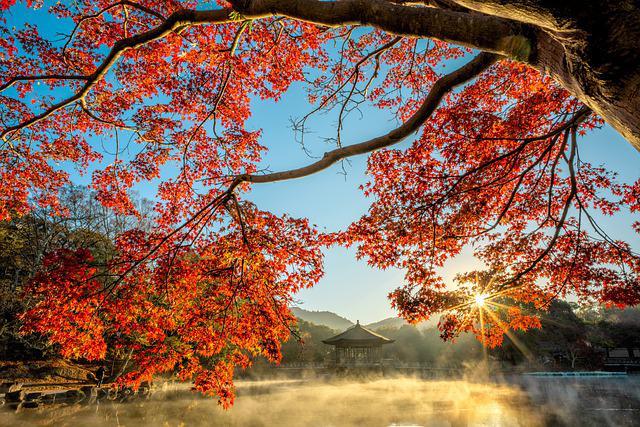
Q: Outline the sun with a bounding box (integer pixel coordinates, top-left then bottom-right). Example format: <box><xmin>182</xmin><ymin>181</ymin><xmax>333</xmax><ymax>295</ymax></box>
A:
<box><xmin>474</xmin><ymin>294</ymin><xmax>487</xmax><ymax>307</ymax></box>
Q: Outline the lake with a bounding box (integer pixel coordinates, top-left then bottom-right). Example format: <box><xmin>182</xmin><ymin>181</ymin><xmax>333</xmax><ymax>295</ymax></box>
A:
<box><xmin>2</xmin><ymin>376</ymin><xmax>640</xmax><ymax>426</ymax></box>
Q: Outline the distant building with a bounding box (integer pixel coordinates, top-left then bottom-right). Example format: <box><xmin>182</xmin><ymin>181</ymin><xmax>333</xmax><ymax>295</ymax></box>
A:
<box><xmin>322</xmin><ymin>320</ymin><xmax>394</xmax><ymax>367</ymax></box>
<box><xmin>604</xmin><ymin>347</ymin><xmax>640</xmax><ymax>371</ymax></box>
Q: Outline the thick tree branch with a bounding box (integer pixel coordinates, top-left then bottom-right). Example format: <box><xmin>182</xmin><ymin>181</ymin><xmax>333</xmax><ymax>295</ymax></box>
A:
<box><xmin>451</xmin><ymin>1</ymin><xmax>580</xmax><ymax>32</ymax></box>
<box><xmin>234</xmin><ymin>52</ymin><xmax>499</xmax><ymax>186</ymax></box>
<box><xmin>233</xmin><ymin>0</ymin><xmax>534</xmax><ymax>58</ymax></box>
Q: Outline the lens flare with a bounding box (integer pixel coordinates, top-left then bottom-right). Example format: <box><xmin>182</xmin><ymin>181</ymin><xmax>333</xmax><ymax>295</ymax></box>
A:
<box><xmin>474</xmin><ymin>294</ymin><xmax>487</xmax><ymax>307</ymax></box>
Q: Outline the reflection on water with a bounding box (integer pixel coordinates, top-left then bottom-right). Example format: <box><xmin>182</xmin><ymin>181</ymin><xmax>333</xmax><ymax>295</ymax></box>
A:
<box><xmin>2</xmin><ymin>376</ymin><xmax>640</xmax><ymax>426</ymax></box>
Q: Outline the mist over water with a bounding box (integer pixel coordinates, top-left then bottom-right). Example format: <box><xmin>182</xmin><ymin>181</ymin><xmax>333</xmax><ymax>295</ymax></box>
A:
<box><xmin>2</xmin><ymin>375</ymin><xmax>640</xmax><ymax>426</ymax></box>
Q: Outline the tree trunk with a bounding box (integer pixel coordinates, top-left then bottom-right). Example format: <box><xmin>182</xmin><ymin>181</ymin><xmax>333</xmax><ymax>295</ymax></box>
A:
<box><xmin>535</xmin><ymin>13</ymin><xmax>640</xmax><ymax>151</ymax></box>
<box><xmin>459</xmin><ymin>1</ymin><xmax>640</xmax><ymax>151</ymax></box>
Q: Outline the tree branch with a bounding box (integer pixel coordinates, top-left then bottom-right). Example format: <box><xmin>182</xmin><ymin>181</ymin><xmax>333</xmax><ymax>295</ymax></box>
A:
<box><xmin>62</xmin><ymin>1</ymin><xmax>167</xmax><ymax>63</ymax></box>
<box><xmin>1</xmin><ymin>8</ymin><xmax>235</xmax><ymax>142</ymax></box>
<box><xmin>233</xmin><ymin>0</ymin><xmax>534</xmax><ymax>58</ymax></box>
<box><xmin>0</xmin><ymin>75</ymin><xmax>89</xmax><ymax>92</ymax></box>
<box><xmin>235</xmin><ymin>52</ymin><xmax>499</xmax><ymax>185</ymax></box>
<box><xmin>451</xmin><ymin>0</ymin><xmax>580</xmax><ymax>32</ymax></box>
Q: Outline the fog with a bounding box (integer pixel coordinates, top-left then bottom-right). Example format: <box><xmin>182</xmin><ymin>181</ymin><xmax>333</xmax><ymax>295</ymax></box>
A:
<box><xmin>2</xmin><ymin>375</ymin><xmax>640</xmax><ymax>426</ymax></box>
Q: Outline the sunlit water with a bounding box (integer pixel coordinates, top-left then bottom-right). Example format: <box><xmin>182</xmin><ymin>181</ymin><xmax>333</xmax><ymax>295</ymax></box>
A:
<box><xmin>2</xmin><ymin>376</ymin><xmax>640</xmax><ymax>426</ymax></box>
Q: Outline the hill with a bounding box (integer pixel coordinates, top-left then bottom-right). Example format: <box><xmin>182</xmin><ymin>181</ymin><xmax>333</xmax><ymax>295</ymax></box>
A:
<box><xmin>291</xmin><ymin>308</ymin><xmax>439</xmax><ymax>332</ymax></box>
<box><xmin>364</xmin><ymin>317</ymin><xmax>407</xmax><ymax>330</ymax></box>
<box><xmin>290</xmin><ymin>307</ymin><xmax>353</xmax><ymax>331</ymax></box>
<box><xmin>365</xmin><ymin>316</ymin><xmax>439</xmax><ymax>331</ymax></box>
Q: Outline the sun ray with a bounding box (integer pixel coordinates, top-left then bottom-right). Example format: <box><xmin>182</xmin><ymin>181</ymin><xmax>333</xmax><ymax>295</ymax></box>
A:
<box><xmin>483</xmin><ymin>307</ymin><xmax>534</xmax><ymax>361</ymax></box>
<box><xmin>479</xmin><ymin>306</ymin><xmax>488</xmax><ymax>363</ymax></box>
<box><xmin>484</xmin><ymin>300</ymin><xmax>511</xmax><ymax>310</ymax></box>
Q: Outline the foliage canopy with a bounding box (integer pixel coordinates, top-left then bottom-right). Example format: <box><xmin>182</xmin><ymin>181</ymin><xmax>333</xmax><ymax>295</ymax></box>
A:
<box><xmin>1</xmin><ymin>0</ymin><xmax>639</xmax><ymax>405</ymax></box>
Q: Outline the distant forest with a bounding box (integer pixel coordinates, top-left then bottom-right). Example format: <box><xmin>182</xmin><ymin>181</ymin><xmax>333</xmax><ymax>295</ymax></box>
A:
<box><xmin>281</xmin><ymin>302</ymin><xmax>640</xmax><ymax>370</ymax></box>
<box><xmin>0</xmin><ymin>186</ymin><xmax>154</xmax><ymax>361</ymax></box>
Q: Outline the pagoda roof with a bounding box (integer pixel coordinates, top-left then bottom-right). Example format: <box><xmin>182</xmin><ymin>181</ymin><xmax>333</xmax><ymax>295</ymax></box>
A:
<box><xmin>322</xmin><ymin>321</ymin><xmax>395</xmax><ymax>346</ymax></box>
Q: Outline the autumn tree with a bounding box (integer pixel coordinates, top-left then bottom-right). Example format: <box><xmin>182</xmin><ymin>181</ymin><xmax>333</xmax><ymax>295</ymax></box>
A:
<box><xmin>1</xmin><ymin>0</ymin><xmax>639</xmax><ymax>404</ymax></box>
<box><xmin>0</xmin><ymin>186</ymin><xmax>150</xmax><ymax>359</ymax></box>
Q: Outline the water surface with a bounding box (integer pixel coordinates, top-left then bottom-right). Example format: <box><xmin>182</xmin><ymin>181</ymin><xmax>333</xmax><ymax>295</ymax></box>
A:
<box><xmin>2</xmin><ymin>376</ymin><xmax>640</xmax><ymax>426</ymax></box>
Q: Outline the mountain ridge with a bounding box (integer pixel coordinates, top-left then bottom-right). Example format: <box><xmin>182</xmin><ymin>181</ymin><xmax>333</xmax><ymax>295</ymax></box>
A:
<box><xmin>291</xmin><ymin>307</ymin><xmax>438</xmax><ymax>331</ymax></box>
<box><xmin>290</xmin><ymin>307</ymin><xmax>354</xmax><ymax>331</ymax></box>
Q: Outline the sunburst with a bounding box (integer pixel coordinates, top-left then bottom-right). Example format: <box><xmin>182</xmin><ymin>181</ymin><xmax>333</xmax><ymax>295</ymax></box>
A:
<box><xmin>474</xmin><ymin>293</ymin><xmax>487</xmax><ymax>307</ymax></box>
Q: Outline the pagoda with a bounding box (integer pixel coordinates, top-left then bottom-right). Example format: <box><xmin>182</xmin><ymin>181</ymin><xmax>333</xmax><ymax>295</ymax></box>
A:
<box><xmin>322</xmin><ymin>320</ymin><xmax>394</xmax><ymax>367</ymax></box>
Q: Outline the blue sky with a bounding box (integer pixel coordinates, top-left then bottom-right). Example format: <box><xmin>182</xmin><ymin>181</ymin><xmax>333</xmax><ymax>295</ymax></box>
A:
<box><xmin>6</xmin><ymin>4</ymin><xmax>640</xmax><ymax>324</ymax></box>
